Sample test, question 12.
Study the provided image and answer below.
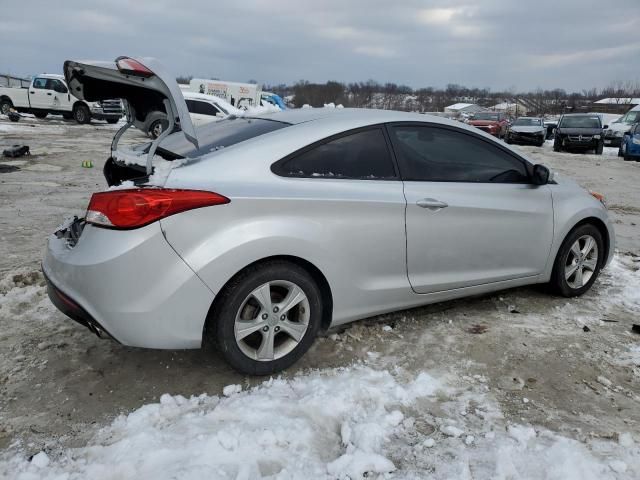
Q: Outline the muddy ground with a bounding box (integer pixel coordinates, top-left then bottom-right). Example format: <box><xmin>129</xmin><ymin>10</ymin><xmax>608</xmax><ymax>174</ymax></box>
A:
<box><xmin>0</xmin><ymin>116</ymin><xmax>639</xmax><ymax>460</ymax></box>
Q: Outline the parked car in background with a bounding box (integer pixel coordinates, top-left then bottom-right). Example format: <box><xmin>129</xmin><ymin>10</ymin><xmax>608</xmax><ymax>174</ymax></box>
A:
<box><xmin>46</xmin><ymin>57</ymin><xmax>615</xmax><ymax>375</ymax></box>
<box><xmin>0</xmin><ymin>74</ymin><xmax>122</xmax><ymax>124</ymax></box>
<box><xmin>142</xmin><ymin>91</ymin><xmax>242</xmax><ymax>138</ymax></box>
<box><xmin>468</xmin><ymin>112</ymin><xmax>509</xmax><ymax>138</ymax></box>
<box><xmin>506</xmin><ymin>117</ymin><xmax>546</xmax><ymax>146</ymax></box>
<box><xmin>553</xmin><ymin>114</ymin><xmax>606</xmax><ymax>154</ymax></box>
<box><xmin>618</xmin><ymin>122</ymin><xmax>640</xmax><ymax>161</ymax></box>
<box><xmin>604</xmin><ymin>105</ymin><xmax>640</xmax><ymax>147</ymax></box>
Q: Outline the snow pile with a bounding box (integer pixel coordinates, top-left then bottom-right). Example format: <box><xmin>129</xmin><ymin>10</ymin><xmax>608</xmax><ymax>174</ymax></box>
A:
<box><xmin>2</xmin><ymin>367</ymin><xmax>443</xmax><ymax>479</ymax></box>
<box><xmin>2</xmin><ymin>364</ymin><xmax>639</xmax><ymax>479</ymax></box>
<box><xmin>598</xmin><ymin>255</ymin><xmax>640</xmax><ymax>312</ymax></box>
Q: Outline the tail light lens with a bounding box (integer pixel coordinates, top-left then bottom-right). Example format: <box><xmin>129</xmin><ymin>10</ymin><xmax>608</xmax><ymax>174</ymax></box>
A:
<box><xmin>86</xmin><ymin>189</ymin><xmax>229</xmax><ymax>229</ymax></box>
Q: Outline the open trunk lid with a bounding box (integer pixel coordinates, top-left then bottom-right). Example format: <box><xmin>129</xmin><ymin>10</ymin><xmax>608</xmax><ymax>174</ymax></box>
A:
<box><xmin>64</xmin><ymin>57</ymin><xmax>198</xmax><ymax>180</ymax></box>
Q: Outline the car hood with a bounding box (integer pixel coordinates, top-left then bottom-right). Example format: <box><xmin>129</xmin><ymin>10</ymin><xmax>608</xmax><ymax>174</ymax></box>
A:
<box><xmin>510</xmin><ymin>126</ymin><xmax>544</xmax><ymax>133</ymax></box>
<box><xmin>64</xmin><ymin>57</ymin><xmax>197</xmax><ymax>149</ymax></box>
<box><xmin>556</xmin><ymin>127</ymin><xmax>601</xmax><ymax>135</ymax></box>
<box><xmin>608</xmin><ymin>122</ymin><xmax>633</xmax><ymax>134</ymax></box>
<box><xmin>469</xmin><ymin>120</ymin><xmax>499</xmax><ymax>126</ymax></box>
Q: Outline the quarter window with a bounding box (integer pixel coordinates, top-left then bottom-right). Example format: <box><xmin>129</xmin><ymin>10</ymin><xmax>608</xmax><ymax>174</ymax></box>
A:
<box><xmin>389</xmin><ymin>125</ymin><xmax>529</xmax><ymax>183</ymax></box>
<box><xmin>275</xmin><ymin>128</ymin><xmax>396</xmax><ymax>179</ymax></box>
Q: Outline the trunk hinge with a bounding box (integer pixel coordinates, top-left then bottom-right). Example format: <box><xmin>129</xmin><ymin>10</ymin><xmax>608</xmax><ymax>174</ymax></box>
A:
<box><xmin>146</xmin><ymin>99</ymin><xmax>175</xmax><ymax>176</ymax></box>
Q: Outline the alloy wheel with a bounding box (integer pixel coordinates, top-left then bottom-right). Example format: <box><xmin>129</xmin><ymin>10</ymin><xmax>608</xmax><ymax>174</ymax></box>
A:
<box><xmin>234</xmin><ymin>280</ymin><xmax>310</xmax><ymax>361</ymax></box>
<box><xmin>564</xmin><ymin>235</ymin><xmax>598</xmax><ymax>289</ymax></box>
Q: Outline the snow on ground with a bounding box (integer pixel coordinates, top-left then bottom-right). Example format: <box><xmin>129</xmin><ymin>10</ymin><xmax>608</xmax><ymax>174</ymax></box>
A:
<box><xmin>1</xmin><ymin>363</ymin><xmax>638</xmax><ymax>479</ymax></box>
<box><xmin>1</xmin><ymin>256</ymin><xmax>639</xmax><ymax>479</ymax></box>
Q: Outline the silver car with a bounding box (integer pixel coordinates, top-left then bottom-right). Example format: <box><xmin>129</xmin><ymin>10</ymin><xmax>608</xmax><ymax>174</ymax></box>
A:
<box><xmin>44</xmin><ymin>58</ymin><xmax>615</xmax><ymax>374</ymax></box>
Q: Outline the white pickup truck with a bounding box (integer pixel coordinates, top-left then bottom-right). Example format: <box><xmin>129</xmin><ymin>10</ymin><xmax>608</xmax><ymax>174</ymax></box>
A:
<box><xmin>0</xmin><ymin>73</ymin><xmax>123</xmax><ymax>124</ymax></box>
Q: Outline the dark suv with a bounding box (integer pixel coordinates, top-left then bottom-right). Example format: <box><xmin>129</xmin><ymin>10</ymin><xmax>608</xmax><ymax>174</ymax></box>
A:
<box><xmin>553</xmin><ymin>114</ymin><xmax>606</xmax><ymax>155</ymax></box>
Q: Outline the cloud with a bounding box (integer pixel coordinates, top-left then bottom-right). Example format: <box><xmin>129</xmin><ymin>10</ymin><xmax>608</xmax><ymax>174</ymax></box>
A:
<box><xmin>0</xmin><ymin>0</ymin><xmax>639</xmax><ymax>91</ymax></box>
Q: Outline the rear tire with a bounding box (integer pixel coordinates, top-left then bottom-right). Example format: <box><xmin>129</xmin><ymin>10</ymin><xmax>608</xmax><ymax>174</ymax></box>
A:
<box><xmin>0</xmin><ymin>98</ymin><xmax>13</xmax><ymax>115</ymax></box>
<box><xmin>33</xmin><ymin>111</ymin><xmax>48</xmax><ymax>119</ymax></box>
<box><xmin>73</xmin><ymin>104</ymin><xmax>90</xmax><ymax>124</ymax></box>
<box><xmin>206</xmin><ymin>260</ymin><xmax>323</xmax><ymax>375</ymax></box>
<box><xmin>549</xmin><ymin>224</ymin><xmax>604</xmax><ymax>297</ymax></box>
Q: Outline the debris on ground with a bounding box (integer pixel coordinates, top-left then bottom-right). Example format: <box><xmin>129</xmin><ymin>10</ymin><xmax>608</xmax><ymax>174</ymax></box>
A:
<box><xmin>2</xmin><ymin>145</ymin><xmax>30</xmax><ymax>158</ymax></box>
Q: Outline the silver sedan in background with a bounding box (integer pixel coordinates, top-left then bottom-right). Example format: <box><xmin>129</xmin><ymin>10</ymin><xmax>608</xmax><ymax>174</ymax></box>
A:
<box><xmin>44</xmin><ymin>58</ymin><xmax>615</xmax><ymax>374</ymax></box>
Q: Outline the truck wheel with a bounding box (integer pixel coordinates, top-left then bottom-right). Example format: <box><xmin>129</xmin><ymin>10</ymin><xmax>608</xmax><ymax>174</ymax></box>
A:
<box><xmin>74</xmin><ymin>104</ymin><xmax>90</xmax><ymax>124</ymax></box>
<box><xmin>595</xmin><ymin>141</ymin><xmax>603</xmax><ymax>155</ymax></box>
<box><xmin>106</xmin><ymin>119</ymin><xmax>119</xmax><ymax>124</ymax></box>
<box><xmin>0</xmin><ymin>98</ymin><xmax>13</xmax><ymax>115</ymax></box>
<box><xmin>33</xmin><ymin>111</ymin><xmax>48</xmax><ymax>119</ymax></box>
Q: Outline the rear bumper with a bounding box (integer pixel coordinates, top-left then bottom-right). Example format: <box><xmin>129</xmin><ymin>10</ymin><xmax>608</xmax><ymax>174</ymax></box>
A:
<box><xmin>43</xmin><ymin>222</ymin><xmax>215</xmax><ymax>349</ymax></box>
<box><xmin>44</xmin><ymin>269</ymin><xmax>117</xmax><ymax>341</ymax></box>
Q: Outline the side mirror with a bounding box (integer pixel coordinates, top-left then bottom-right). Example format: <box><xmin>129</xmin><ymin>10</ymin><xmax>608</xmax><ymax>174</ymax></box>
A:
<box><xmin>532</xmin><ymin>164</ymin><xmax>550</xmax><ymax>185</ymax></box>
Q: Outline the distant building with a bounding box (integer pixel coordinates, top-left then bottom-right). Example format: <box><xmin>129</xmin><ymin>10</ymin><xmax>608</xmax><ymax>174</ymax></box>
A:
<box><xmin>490</xmin><ymin>101</ymin><xmax>529</xmax><ymax>116</ymax></box>
<box><xmin>444</xmin><ymin>103</ymin><xmax>485</xmax><ymax>114</ymax></box>
<box><xmin>591</xmin><ymin>98</ymin><xmax>640</xmax><ymax>114</ymax></box>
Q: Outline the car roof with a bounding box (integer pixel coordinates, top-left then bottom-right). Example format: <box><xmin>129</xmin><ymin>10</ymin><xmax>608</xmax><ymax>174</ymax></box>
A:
<box><xmin>248</xmin><ymin>107</ymin><xmax>456</xmax><ymax>126</ymax></box>
<box><xmin>36</xmin><ymin>73</ymin><xmax>65</xmax><ymax>80</ymax></box>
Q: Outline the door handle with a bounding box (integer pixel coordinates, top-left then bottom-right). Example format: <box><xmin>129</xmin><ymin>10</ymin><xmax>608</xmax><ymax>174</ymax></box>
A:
<box><xmin>416</xmin><ymin>198</ymin><xmax>448</xmax><ymax>211</ymax></box>
<box><xmin>30</xmin><ymin>91</ymin><xmax>35</xmax><ymax>94</ymax></box>
<box><xmin>47</xmin><ymin>92</ymin><xmax>52</xmax><ymax>96</ymax></box>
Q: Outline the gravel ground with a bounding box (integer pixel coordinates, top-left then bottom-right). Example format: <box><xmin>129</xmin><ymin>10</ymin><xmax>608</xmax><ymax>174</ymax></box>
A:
<box><xmin>1</xmin><ymin>116</ymin><xmax>639</xmax><ymax>474</ymax></box>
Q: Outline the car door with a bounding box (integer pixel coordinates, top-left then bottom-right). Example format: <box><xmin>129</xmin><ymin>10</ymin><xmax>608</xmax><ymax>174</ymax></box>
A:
<box><xmin>29</xmin><ymin>77</ymin><xmax>51</xmax><ymax>109</ymax></box>
<box><xmin>190</xmin><ymin>100</ymin><xmax>221</xmax><ymax>126</ymax></box>
<box><xmin>47</xmin><ymin>79</ymin><xmax>70</xmax><ymax>110</ymax></box>
<box><xmin>388</xmin><ymin>123</ymin><xmax>554</xmax><ymax>294</ymax></box>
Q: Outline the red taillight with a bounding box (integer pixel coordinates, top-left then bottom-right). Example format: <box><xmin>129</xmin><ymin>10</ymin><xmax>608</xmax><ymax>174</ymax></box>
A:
<box><xmin>115</xmin><ymin>56</ymin><xmax>153</xmax><ymax>78</ymax></box>
<box><xmin>86</xmin><ymin>189</ymin><xmax>229</xmax><ymax>229</ymax></box>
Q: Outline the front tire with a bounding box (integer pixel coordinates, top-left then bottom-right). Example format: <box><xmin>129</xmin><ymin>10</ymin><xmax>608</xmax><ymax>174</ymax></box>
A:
<box><xmin>595</xmin><ymin>141</ymin><xmax>604</xmax><ymax>155</ymax></box>
<box><xmin>550</xmin><ymin>224</ymin><xmax>604</xmax><ymax>297</ymax></box>
<box><xmin>73</xmin><ymin>104</ymin><xmax>90</xmax><ymax>124</ymax></box>
<box><xmin>207</xmin><ymin>260</ymin><xmax>323</xmax><ymax>375</ymax></box>
<box><xmin>148</xmin><ymin>119</ymin><xmax>166</xmax><ymax>139</ymax></box>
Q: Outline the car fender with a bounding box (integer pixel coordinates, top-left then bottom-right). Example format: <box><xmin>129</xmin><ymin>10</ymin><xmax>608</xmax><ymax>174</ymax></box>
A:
<box><xmin>544</xmin><ymin>193</ymin><xmax>615</xmax><ymax>279</ymax></box>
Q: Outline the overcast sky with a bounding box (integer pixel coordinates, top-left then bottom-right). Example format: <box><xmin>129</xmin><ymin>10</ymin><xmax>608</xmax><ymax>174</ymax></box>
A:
<box><xmin>1</xmin><ymin>0</ymin><xmax>639</xmax><ymax>92</ymax></box>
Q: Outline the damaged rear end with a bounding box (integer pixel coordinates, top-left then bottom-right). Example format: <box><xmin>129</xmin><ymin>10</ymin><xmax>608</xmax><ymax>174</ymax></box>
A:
<box><xmin>64</xmin><ymin>56</ymin><xmax>198</xmax><ymax>186</ymax></box>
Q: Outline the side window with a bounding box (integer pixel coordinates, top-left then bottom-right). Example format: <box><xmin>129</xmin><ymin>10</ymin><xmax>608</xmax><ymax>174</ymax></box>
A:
<box><xmin>47</xmin><ymin>79</ymin><xmax>67</xmax><ymax>93</ymax></box>
<box><xmin>185</xmin><ymin>99</ymin><xmax>196</xmax><ymax>112</ymax></box>
<box><xmin>193</xmin><ymin>101</ymin><xmax>221</xmax><ymax>116</ymax></box>
<box><xmin>32</xmin><ymin>78</ymin><xmax>47</xmax><ymax>89</ymax></box>
<box><xmin>275</xmin><ymin>128</ymin><xmax>396</xmax><ymax>179</ymax></box>
<box><xmin>390</xmin><ymin>125</ymin><xmax>529</xmax><ymax>183</ymax></box>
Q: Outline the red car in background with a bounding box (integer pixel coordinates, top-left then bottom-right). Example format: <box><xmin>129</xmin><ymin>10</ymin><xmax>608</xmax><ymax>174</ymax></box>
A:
<box><xmin>468</xmin><ymin>112</ymin><xmax>509</xmax><ymax>138</ymax></box>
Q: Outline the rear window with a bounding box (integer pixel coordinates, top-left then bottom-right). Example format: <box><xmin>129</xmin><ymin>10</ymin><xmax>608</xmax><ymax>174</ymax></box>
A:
<box><xmin>159</xmin><ymin>117</ymin><xmax>290</xmax><ymax>158</ymax></box>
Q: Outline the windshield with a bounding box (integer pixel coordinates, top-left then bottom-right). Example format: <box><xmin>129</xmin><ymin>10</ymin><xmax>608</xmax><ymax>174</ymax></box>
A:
<box><xmin>559</xmin><ymin>116</ymin><xmax>601</xmax><ymax>129</ymax></box>
<box><xmin>621</xmin><ymin>111</ymin><xmax>640</xmax><ymax>125</ymax></box>
<box><xmin>472</xmin><ymin>113</ymin><xmax>501</xmax><ymax>121</ymax></box>
<box><xmin>513</xmin><ymin>118</ymin><xmax>542</xmax><ymax>126</ymax></box>
<box><xmin>159</xmin><ymin>117</ymin><xmax>290</xmax><ymax>158</ymax></box>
